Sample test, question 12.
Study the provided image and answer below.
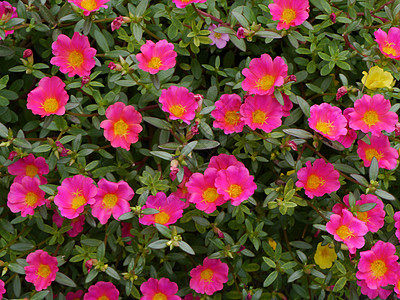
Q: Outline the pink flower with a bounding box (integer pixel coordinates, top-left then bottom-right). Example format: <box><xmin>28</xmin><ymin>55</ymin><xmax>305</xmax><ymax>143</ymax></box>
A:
<box><xmin>27</xmin><ymin>76</ymin><xmax>69</xmax><ymax>117</ymax></box>
<box><xmin>66</xmin><ymin>290</ymin><xmax>84</xmax><ymax>300</ymax></box>
<box><xmin>54</xmin><ymin>175</ymin><xmax>97</xmax><ymax>219</ymax></box>
<box><xmin>242</xmin><ymin>54</ymin><xmax>288</xmax><ymax>95</ymax></box>
<box><xmin>0</xmin><ymin>1</ymin><xmax>17</xmax><ymax>39</ymax></box>
<box><xmin>349</xmin><ymin>94</ymin><xmax>398</xmax><ymax>136</ymax></box>
<box><xmin>140</xmin><ymin>277</ymin><xmax>181</xmax><ymax>300</ymax></box>
<box><xmin>0</xmin><ymin>280</ymin><xmax>5</xmax><ymax>299</ymax></box>
<box><xmin>189</xmin><ymin>258</ymin><xmax>229</xmax><ymax>295</ymax></box>
<box><xmin>139</xmin><ymin>192</ymin><xmax>185</xmax><ymax>226</ymax></box>
<box><xmin>357</xmin><ymin>279</ymin><xmax>392</xmax><ymax>299</ymax></box>
<box><xmin>172</xmin><ymin>0</ymin><xmax>207</xmax><ymax>8</ymax></box>
<box><xmin>374</xmin><ymin>27</ymin><xmax>400</xmax><ymax>60</ymax></box>
<box><xmin>268</xmin><ymin>0</ymin><xmax>310</xmax><ymax>30</ymax></box>
<box><xmin>91</xmin><ymin>179</ymin><xmax>134</xmax><ymax>224</ymax></box>
<box><xmin>337</xmin><ymin>108</ymin><xmax>357</xmax><ymax>148</ymax></box>
<box><xmin>24</xmin><ymin>250</ymin><xmax>58</xmax><ymax>291</ymax></box>
<box><xmin>52</xmin><ymin>210</ymin><xmax>85</xmax><ymax>238</ymax></box>
<box><xmin>159</xmin><ymin>86</ymin><xmax>198</xmax><ymax>124</ymax></box>
<box><xmin>137</xmin><ymin>40</ymin><xmax>177</xmax><ymax>75</ymax></box>
<box><xmin>186</xmin><ymin>168</ymin><xmax>226</xmax><ymax>214</ymax></box>
<box><xmin>394</xmin><ymin>212</ymin><xmax>400</xmax><ymax>243</ymax></box>
<box><xmin>280</xmin><ymin>92</ymin><xmax>293</xmax><ymax>117</ymax></box>
<box><xmin>326</xmin><ymin>209</ymin><xmax>368</xmax><ymax>254</ymax></box>
<box><xmin>295</xmin><ymin>159</ymin><xmax>340</xmax><ymax>199</ymax></box>
<box><xmin>343</xmin><ymin>194</ymin><xmax>385</xmax><ymax>233</ymax></box>
<box><xmin>208</xmin><ymin>24</ymin><xmax>230</xmax><ymax>49</ymax></box>
<box><xmin>171</xmin><ymin>166</ymin><xmax>193</xmax><ymax>207</ymax></box>
<box><xmin>215</xmin><ymin>166</ymin><xmax>257</xmax><ymax>206</ymax></box>
<box><xmin>7</xmin><ymin>176</ymin><xmax>45</xmax><ymax>217</ymax></box>
<box><xmin>356</xmin><ymin>241</ymin><xmax>399</xmax><ymax>289</ymax></box>
<box><xmin>84</xmin><ymin>281</ymin><xmax>119</xmax><ymax>300</ymax></box>
<box><xmin>51</xmin><ymin>32</ymin><xmax>97</xmax><ymax>77</ymax></box>
<box><xmin>308</xmin><ymin>103</ymin><xmax>347</xmax><ymax>141</ymax></box>
<box><xmin>67</xmin><ymin>0</ymin><xmax>109</xmax><ymax>16</ymax></box>
<box><xmin>100</xmin><ymin>102</ymin><xmax>143</xmax><ymax>151</ymax></box>
<box><xmin>240</xmin><ymin>94</ymin><xmax>283</xmax><ymax>132</ymax></box>
<box><xmin>8</xmin><ymin>153</ymin><xmax>49</xmax><ymax>184</ymax></box>
<box><xmin>357</xmin><ymin>134</ymin><xmax>398</xmax><ymax>170</ymax></box>
<box><xmin>211</xmin><ymin>94</ymin><xmax>244</xmax><ymax>134</ymax></box>
<box><xmin>208</xmin><ymin>153</ymin><xmax>245</xmax><ymax>171</ymax></box>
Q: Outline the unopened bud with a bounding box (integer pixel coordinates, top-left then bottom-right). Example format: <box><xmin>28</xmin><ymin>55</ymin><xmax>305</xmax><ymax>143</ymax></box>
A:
<box><xmin>395</xmin><ymin>123</ymin><xmax>400</xmax><ymax>136</ymax></box>
<box><xmin>330</xmin><ymin>13</ymin><xmax>336</xmax><ymax>23</ymax></box>
<box><xmin>85</xmin><ymin>259</ymin><xmax>94</xmax><ymax>273</ymax></box>
<box><xmin>288</xmin><ymin>74</ymin><xmax>296</xmax><ymax>82</ymax></box>
<box><xmin>236</xmin><ymin>27</ymin><xmax>246</xmax><ymax>39</ymax></box>
<box><xmin>81</xmin><ymin>75</ymin><xmax>90</xmax><ymax>88</ymax></box>
<box><xmin>111</xmin><ymin>16</ymin><xmax>123</xmax><ymax>31</ymax></box>
<box><xmin>8</xmin><ymin>151</ymin><xmax>17</xmax><ymax>160</ymax></box>
<box><xmin>336</xmin><ymin>86</ymin><xmax>347</xmax><ymax>100</ymax></box>
<box><xmin>238</xmin><ymin>245</ymin><xmax>246</xmax><ymax>253</ymax></box>
<box><xmin>23</xmin><ymin>49</ymin><xmax>33</xmax><ymax>58</ymax></box>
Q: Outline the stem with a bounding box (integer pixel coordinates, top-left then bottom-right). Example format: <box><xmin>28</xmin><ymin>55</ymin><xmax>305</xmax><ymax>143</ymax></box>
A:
<box><xmin>127</xmin><ymin>72</ymin><xmax>145</xmax><ymax>87</ymax></box>
<box><xmin>66</xmin><ymin>111</ymin><xmax>99</xmax><ymax>117</ymax></box>
<box><xmin>140</xmin><ymin>24</ymin><xmax>162</xmax><ymax>41</ymax></box>
<box><xmin>343</xmin><ymin>34</ymin><xmax>368</xmax><ymax>57</ymax></box>
<box><xmin>0</xmin><ymin>226</ymin><xmax>28</xmax><ymax>253</ymax></box>
<box><xmin>192</xmin><ymin>3</ymin><xmax>205</xmax><ymax>21</ymax></box>
<box><xmin>192</xmin><ymin>5</ymin><xmax>231</xmax><ymax>26</ymax></box>
<box><xmin>303</xmin><ymin>197</ymin><xmax>329</xmax><ymax>222</ymax></box>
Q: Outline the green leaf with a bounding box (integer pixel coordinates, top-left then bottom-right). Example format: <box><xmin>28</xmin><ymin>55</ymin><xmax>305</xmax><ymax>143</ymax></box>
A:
<box><xmin>143</xmin><ymin>116</ymin><xmax>172</xmax><ymax>130</ymax></box>
<box><xmin>85</xmin><ymin>269</ymin><xmax>98</xmax><ymax>283</ymax></box>
<box><xmin>148</xmin><ymin>239</ymin><xmax>169</xmax><ymax>249</ymax></box>
<box><xmin>94</xmin><ymin>30</ymin><xmax>110</xmax><ymax>52</ymax></box>
<box><xmin>282</xmin><ymin>129</ymin><xmax>313</xmax><ymax>139</ymax></box>
<box><xmin>178</xmin><ymin>241</ymin><xmax>195</xmax><ymax>255</ymax></box>
<box><xmin>105</xmin><ymin>267</ymin><xmax>120</xmax><ymax>280</ymax></box>
<box><xmin>288</xmin><ymin>270</ymin><xmax>304</xmax><ymax>283</ymax></box>
<box><xmin>369</xmin><ymin>157</ymin><xmax>379</xmax><ymax>181</ymax></box>
<box><xmin>136</xmin><ymin>0</ymin><xmax>149</xmax><ymax>16</ymax></box>
<box><xmin>81</xmin><ymin>239</ymin><xmax>102</xmax><ymax>247</ymax></box>
<box><xmin>181</xmin><ymin>141</ymin><xmax>197</xmax><ymax>156</ymax></box>
<box><xmin>13</xmin><ymin>138</ymin><xmax>32</xmax><ymax>149</ymax></box>
<box><xmin>0</xmin><ymin>122</ymin><xmax>8</xmax><ymax>138</ymax></box>
<box><xmin>150</xmin><ymin>151</ymin><xmax>173</xmax><ymax>161</ymax></box>
<box><xmin>333</xmin><ymin>277</ymin><xmax>347</xmax><ymax>292</ymax></box>
<box><xmin>359</xmin><ymin>202</ymin><xmax>377</xmax><ymax>212</ymax></box>
<box><xmin>31</xmin><ymin>291</ymin><xmax>49</xmax><ymax>300</ymax></box>
<box><xmin>375</xmin><ymin>189</ymin><xmax>395</xmax><ymax>201</ymax></box>
<box><xmin>142</xmin><ymin>208</ymin><xmax>160</xmax><ymax>215</ymax></box>
<box><xmin>262</xmin><ymin>257</ymin><xmax>276</xmax><ymax>268</ymax></box>
<box><xmin>334</xmin><ymin>260</ymin><xmax>346</xmax><ymax>274</ymax></box>
<box><xmin>230</xmin><ymin>35</ymin><xmax>246</xmax><ymax>52</ymax></box>
<box><xmin>192</xmin><ymin>216</ymin><xmax>210</xmax><ymax>227</ymax></box>
<box><xmin>55</xmin><ymin>272</ymin><xmax>77</xmax><ymax>287</ymax></box>
<box><xmin>263</xmin><ymin>270</ymin><xmax>278</xmax><ymax>287</ymax></box>
<box><xmin>155</xmin><ymin>223</ymin><xmax>172</xmax><ymax>238</ymax></box>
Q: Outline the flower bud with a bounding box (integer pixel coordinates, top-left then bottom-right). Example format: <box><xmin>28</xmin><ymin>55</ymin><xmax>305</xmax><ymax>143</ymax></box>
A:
<box><xmin>8</xmin><ymin>151</ymin><xmax>17</xmax><ymax>160</ymax></box>
<box><xmin>330</xmin><ymin>13</ymin><xmax>336</xmax><ymax>23</ymax></box>
<box><xmin>336</xmin><ymin>86</ymin><xmax>347</xmax><ymax>100</ymax></box>
<box><xmin>23</xmin><ymin>49</ymin><xmax>33</xmax><ymax>58</ymax></box>
<box><xmin>236</xmin><ymin>27</ymin><xmax>246</xmax><ymax>39</ymax></box>
<box><xmin>111</xmin><ymin>16</ymin><xmax>123</xmax><ymax>31</ymax></box>
<box><xmin>81</xmin><ymin>75</ymin><xmax>90</xmax><ymax>88</ymax></box>
<box><xmin>395</xmin><ymin>122</ymin><xmax>400</xmax><ymax>136</ymax></box>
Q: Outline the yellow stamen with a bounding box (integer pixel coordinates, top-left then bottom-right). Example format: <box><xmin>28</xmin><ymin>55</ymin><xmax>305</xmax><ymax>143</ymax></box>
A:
<box><xmin>282</xmin><ymin>8</ymin><xmax>297</xmax><ymax>24</ymax></box>
<box><xmin>336</xmin><ymin>225</ymin><xmax>353</xmax><ymax>240</ymax></box>
<box><xmin>200</xmin><ymin>268</ymin><xmax>213</xmax><ymax>281</ymax></box>
<box><xmin>102</xmin><ymin>193</ymin><xmax>118</xmax><ymax>209</ymax></box>
<box><xmin>306</xmin><ymin>174</ymin><xmax>325</xmax><ymax>190</ymax></box>
<box><xmin>224</xmin><ymin>111</ymin><xmax>240</xmax><ymax>125</ymax></box>
<box><xmin>37</xmin><ymin>264</ymin><xmax>51</xmax><ymax>278</ymax></box>
<box><xmin>154</xmin><ymin>211</ymin><xmax>170</xmax><ymax>225</ymax></box>
<box><xmin>357</xmin><ymin>211</ymin><xmax>369</xmax><ymax>222</ymax></box>
<box><xmin>97</xmin><ymin>297</ymin><xmax>109</xmax><ymax>300</ymax></box>
<box><xmin>315</xmin><ymin>121</ymin><xmax>334</xmax><ymax>135</ymax></box>
<box><xmin>68</xmin><ymin>51</ymin><xmax>84</xmax><ymax>69</ymax></box>
<box><xmin>114</xmin><ymin>120</ymin><xmax>128</xmax><ymax>136</ymax></box>
<box><xmin>153</xmin><ymin>293</ymin><xmax>167</xmax><ymax>300</ymax></box>
<box><xmin>170</xmin><ymin>104</ymin><xmax>186</xmax><ymax>117</ymax></box>
<box><xmin>214</xmin><ymin>32</ymin><xmax>222</xmax><ymax>39</ymax></box>
<box><xmin>80</xmin><ymin>0</ymin><xmax>98</xmax><ymax>11</ymax></box>
<box><xmin>228</xmin><ymin>184</ymin><xmax>242</xmax><ymax>198</ymax></box>
<box><xmin>252</xmin><ymin>110</ymin><xmax>267</xmax><ymax>124</ymax></box>
<box><xmin>383</xmin><ymin>42</ymin><xmax>397</xmax><ymax>56</ymax></box>
<box><xmin>148</xmin><ymin>57</ymin><xmax>162</xmax><ymax>69</ymax></box>
<box><xmin>202</xmin><ymin>187</ymin><xmax>219</xmax><ymax>203</ymax></box>
<box><xmin>363</xmin><ymin>111</ymin><xmax>379</xmax><ymax>126</ymax></box>
<box><xmin>42</xmin><ymin>98</ymin><xmax>59</xmax><ymax>113</ymax></box>
<box><xmin>25</xmin><ymin>164</ymin><xmax>39</xmax><ymax>177</ymax></box>
<box><xmin>255</xmin><ymin>75</ymin><xmax>275</xmax><ymax>91</ymax></box>
<box><xmin>71</xmin><ymin>191</ymin><xmax>86</xmax><ymax>210</ymax></box>
<box><xmin>365</xmin><ymin>149</ymin><xmax>384</xmax><ymax>162</ymax></box>
<box><xmin>25</xmin><ymin>192</ymin><xmax>38</xmax><ymax>207</ymax></box>
<box><xmin>370</xmin><ymin>259</ymin><xmax>387</xmax><ymax>279</ymax></box>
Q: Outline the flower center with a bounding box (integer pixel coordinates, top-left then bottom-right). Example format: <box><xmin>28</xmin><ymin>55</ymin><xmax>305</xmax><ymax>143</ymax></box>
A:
<box><xmin>371</xmin><ymin>259</ymin><xmax>387</xmax><ymax>279</ymax></box>
<box><xmin>148</xmin><ymin>57</ymin><xmax>162</xmax><ymax>69</ymax></box>
<box><xmin>25</xmin><ymin>164</ymin><xmax>39</xmax><ymax>177</ymax></box>
<box><xmin>315</xmin><ymin>121</ymin><xmax>334</xmax><ymax>135</ymax></box>
<box><xmin>282</xmin><ymin>8</ymin><xmax>297</xmax><ymax>24</ymax></box>
<box><xmin>25</xmin><ymin>192</ymin><xmax>38</xmax><ymax>207</ymax></box>
<box><xmin>383</xmin><ymin>42</ymin><xmax>397</xmax><ymax>56</ymax></box>
<box><xmin>365</xmin><ymin>149</ymin><xmax>384</xmax><ymax>161</ymax></box>
<box><xmin>43</xmin><ymin>98</ymin><xmax>59</xmax><ymax>113</ymax></box>
<box><xmin>214</xmin><ymin>32</ymin><xmax>222</xmax><ymax>39</ymax></box>
<box><xmin>357</xmin><ymin>211</ymin><xmax>369</xmax><ymax>222</ymax></box>
<box><xmin>228</xmin><ymin>184</ymin><xmax>243</xmax><ymax>198</ymax></box>
<box><xmin>252</xmin><ymin>110</ymin><xmax>267</xmax><ymax>124</ymax></box>
<box><xmin>153</xmin><ymin>293</ymin><xmax>167</xmax><ymax>300</ymax></box>
<box><xmin>102</xmin><ymin>193</ymin><xmax>118</xmax><ymax>209</ymax></box>
<box><xmin>71</xmin><ymin>191</ymin><xmax>86</xmax><ymax>210</ymax></box>
<box><xmin>224</xmin><ymin>110</ymin><xmax>240</xmax><ymax>125</ymax></box>
<box><xmin>363</xmin><ymin>111</ymin><xmax>379</xmax><ymax>126</ymax></box>
<box><xmin>114</xmin><ymin>120</ymin><xmax>129</xmax><ymax>136</ymax></box>
<box><xmin>203</xmin><ymin>187</ymin><xmax>219</xmax><ymax>203</ymax></box>
<box><xmin>68</xmin><ymin>50</ymin><xmax>84</xmax><ymax>69</ymax></box>
<box><xmin>256</xmin><ymin>75</ymin><xmax>275</xmax><ymax>91</ymax></box>
<box><xmin>154</xmin><ymin>211</ymin><xmax>170</xmax><ymax>225</ymax></box>
<box><xmin>170</xmin><ymin>104</ymin><xmax>186</xmax><ymax>117</ymax></box>
<box><xmin>80</xmin><ymin>0</ymin><xmax>98</xmax><ymax>11</ymax></box>
<box><xmin>336</xmin><ymin>225</ymin><xmax>353</xmax><ymax>240</ymax></box>
<box><xmin>98</xmin><ymin>297</ymin><xmax>109</xmax><ymax>300</ymax></box>
<box><xmin>200</xmin><ymin>268</ymin><xmax>214</xmax><ymax>281</ymax></box>
<box><xmin>37</xmin><ymin>264</ymin><xmax>51</xmax><ymax>278</ymax></box>
<box><xmin>306</xmin><ymin>174</ymin><xmax>325</xmax><ymax>190</ymax></box>
<box><xmin>320</xmin><ymin>247</ymin><xmax>330</xmax><ymax>258</ymax></box>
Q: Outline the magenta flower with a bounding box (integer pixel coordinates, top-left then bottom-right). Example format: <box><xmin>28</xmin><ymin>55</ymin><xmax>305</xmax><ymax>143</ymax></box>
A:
<box><xmin>349</xmin><ymin>94</ymin><xmax>398</xmax><ymax>136</ymax></box>
<box><xmin>374</xmin><ymin>27</ymin><xmax>400</xmax><ymax>60</ymax></box>
<box><xmin>208</xmin><ymin>153</ymin><xmax>245</xmax><ymax>171</ymax></box>
<box><xmin>51</xmin><ymin>32</ymin><xmax>97</xmax><ymax>77</ymax></box>
<box><xmin>52</xmin><ymin>210</ymin><xmax>85</xmax><ymax>238</ymax></box>
<box><xmin>394</xmin><ymin>212</ymin><xmax>400</xmax><ymax>243</ymax></box>
<box><xmin>215</xmin><ymin>166</ymin><xmax>257</xmax><ymax>206</ymax></box>
<box><xmin>356</xmin><ymin>241</ymin><xmax>399</xmax><ymax>289</ymax></box>
<box><xmin>211</xmin><ymin>94</ymin><xmax>244</xmax><ymax>134</ymax></box>
<box><xmin>268</xmin><ymin>0</ymin><xmax>310</xmax><ymax>30</ymax></box>
<box><xmin>240</xmin><ymin>94</ymin><xmax>283</xmax><ymax>132</ymax></box>
<box><xmin>8</xmin><ymin>153</ymin><xmax>49</xmax><ymax>184</ymax></box>
<box><xmin>66</xmin><ymin>290</ymin><xmax>84</xmax><ymax>300</ymax></box>
<box><xmin>326</xmin><ymin>209</ymin><xmax>368</xmax><ymax>254</ymax></box>
<box><xmin>139</xmin><ymin>192</ymin><xmax>185</xmax><ymax>226</ymax></box>
<box><xmin>54</xmin><ymin>175</ymin><xmax>97</xmax><ymax>219</ymax></box>
<box><xmin>242</xmin><ymin>54</ymin><xmax>288</xmax><ymax>95</ymax></box>
<box><xmin>357</xmin><ymin>279</ymin><xmax>392</xmax><ymax>299</ymax></box>
<box><xmin>121</xmin><ymin>222</ymin><xmax>134</xmax><ymax>244</ymax></box>
<box><xmin>7</xmin><ymin>176</ymin><xmax>45</xmax><ymax>217</ymax></box>
<box><xmin>295</xmin><ymin>159</ymin><xmax>340</xmax><ymax>199</ymax></box>
<box><xmin>337</xmin><ymin>108</ymin><xmax>357</xmax><ymax>148</ymax></box>
<box><xmin>208</xmin><ymin>24</ymin><xmax>230</xmax><ymax>49</ymax></box>
<box><xmin>137</xmin><ymin>40</ymin><xmax>177</xmax><ymax>74</ymax></box>
<box><xmin>186</xmin><ymin>168</ymin><xmax>226</xmax><ymax>214</ymax></box>
<box><xmin>91</xmin><ymin>179</ymin><xmax>134</xmax><ymax>224</ymax></box>
<box><xmin>27</xmin><ymin>76</ymin><xmax>69</xmax><ymax>117</ymax></box>
<box><xmin>280</xmin><ymin>92</ymin><xmax>293</xmax><ymax>117</ymax></box>
<box><xmin>68</xmin><ymin>0</ymin><xmax>109</xmax><ymax>16</ymax></box>
<box><xmin>357</xmin><ymin>134</ymin><xmax>398</xmax><ymax>170</ymax></box>
<box><xmin>84</xmin><ymin>281</ymin><xmax>119</xmax><ymax>300</ymax></box>
<box><xmin>189</xmin><ymin>258</ymin><xmax>229</xmax><ymax>295</ymax></box>
<box><xmin>159</xmin><ymin>86</ymin><xmax>198</xmax><ymax>124</ymax></box>
<box><xmin>100</xmin><ymin>102</ymin><xmax>143</xmax><ymax>151</ymax></box>
<box><xmin>24</xmin><ymin>250</ymin><xmax>58</xmax><ymax>291</ymax></box>
<box><xmin>308</xmin><ymin>103</ymin><xmax>347</xmax><ymax>141</ymax></box>
<box><xmin>172</xmin><ymin>0</ymin><xmax>207</xmax><ymax>8</ymax></box>
<box><xmin>0</xmin><ymin>280</ymin><xmax>5</xmax><ymax>299</ymax></box>
<box><xmin>0</xmin><ymin>1</ymin><xmax>17</xmax><ymax>39</ymax></box>
<box><xmin>140</xmin><ymin>277</ymin><xmax>181</xmax><ymax>300</ymax></box>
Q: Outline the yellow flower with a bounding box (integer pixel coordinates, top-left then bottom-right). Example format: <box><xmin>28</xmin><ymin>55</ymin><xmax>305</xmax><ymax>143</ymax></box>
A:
<box><xmin>268</xmin><ymin>238</ymin><xmax>277</xmax><ymax>250</ymax></box>
<box><xmin>361</xmin><ymin>66</ymin><xmax>395</xmax><ymax>89</ymax></box>
<box><xmin>314</xmin><ymin>242</ymin><xmax>337</xmax><ymax>269</ymax></box>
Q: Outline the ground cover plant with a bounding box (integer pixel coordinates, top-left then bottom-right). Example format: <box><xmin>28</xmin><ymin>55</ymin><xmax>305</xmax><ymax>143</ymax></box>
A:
<box><xmin>1</xmin><ymin>0</ymin><xmax>400</xmax><ymax>299</ymax></box>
